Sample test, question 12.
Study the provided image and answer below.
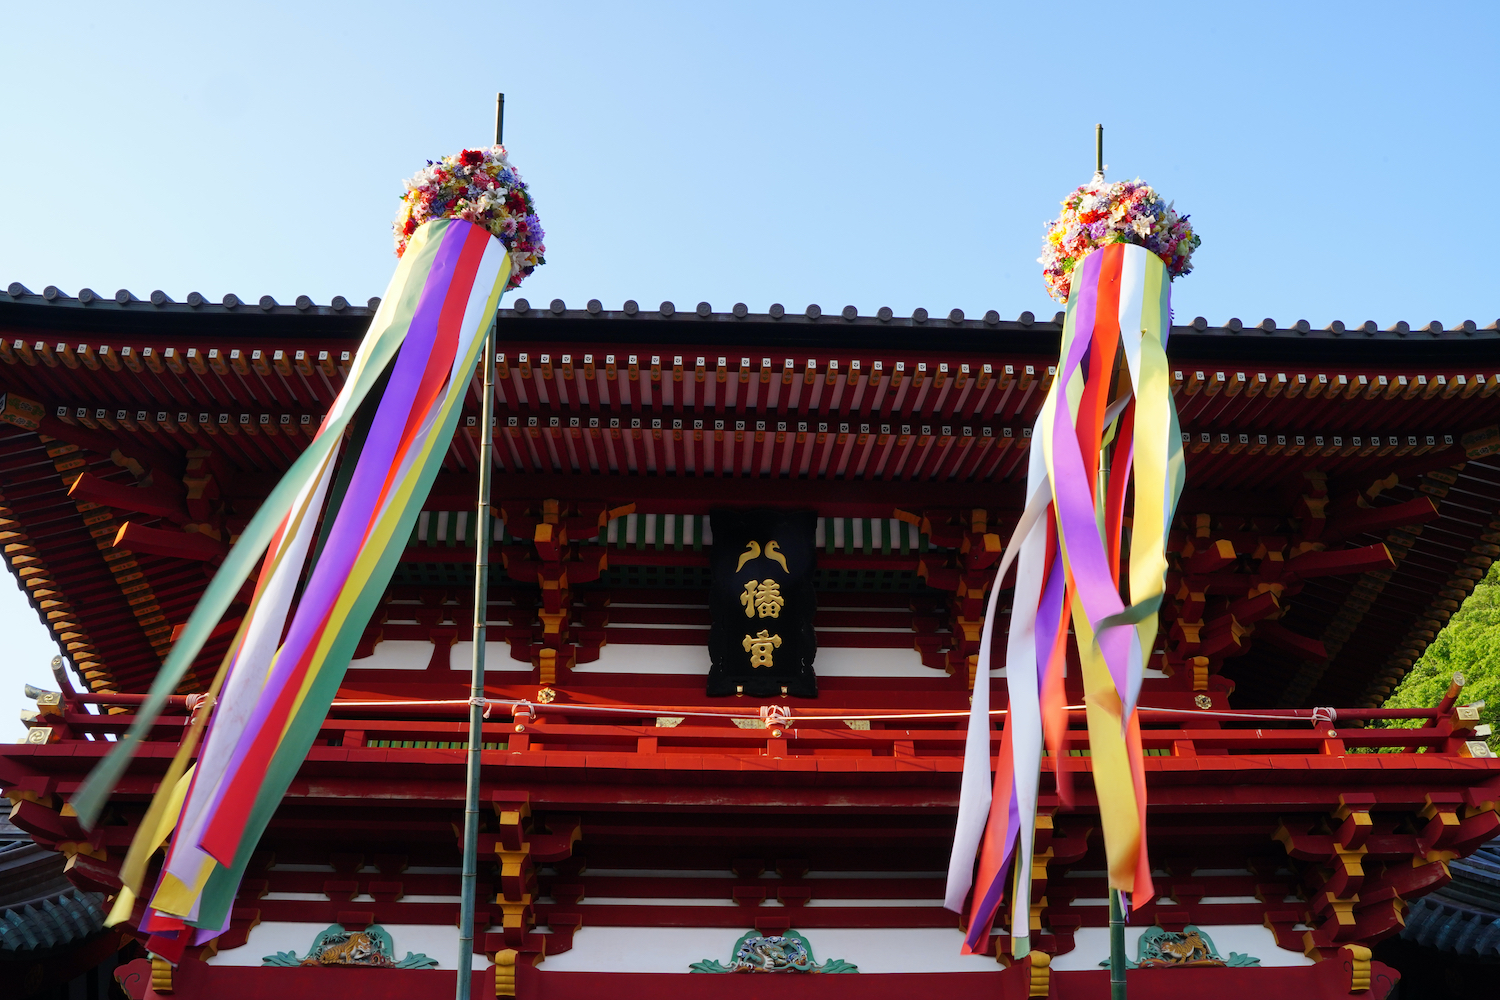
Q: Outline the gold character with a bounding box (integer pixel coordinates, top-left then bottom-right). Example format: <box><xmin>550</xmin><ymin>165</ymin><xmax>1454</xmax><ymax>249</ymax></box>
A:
<box><xmin>742</xmin><ymin>629</ymin><xmax>782</xmax><ymax>668</ymax></box>
<box><xmin>736</xmin><ymin>541</ymin><xmax>761</xmax><ymax>572</ymax></box>
<box><xmin>736</xmin><ymin>539</ymin><xmax>788</xmax><ymax>572</ymax></box>
<box><xmin>740</xmin><ymin>579</ymin><xmax>785</xmax><ymax>619</ymax></box>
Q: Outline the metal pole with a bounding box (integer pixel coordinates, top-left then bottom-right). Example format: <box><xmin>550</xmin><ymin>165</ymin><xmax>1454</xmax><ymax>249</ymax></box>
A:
<box><xmin>454</xmin><ymin>306</ymin><xmax>497</xmax><ymax>999</ymax></box>
<box><xmin>1094</xmin><ymin>123</ymin><xmax>1104</xmax><ymax>181</ymax></box>
<box><xmin>455</xmin><ymin>95</ymin><xmax>505</xmax><ymax>1000</ymax></box>
<box><xmin>1109</xmin><ymin>888</ymin><xmax>1127</xmax><ymax>1000</ymax></box>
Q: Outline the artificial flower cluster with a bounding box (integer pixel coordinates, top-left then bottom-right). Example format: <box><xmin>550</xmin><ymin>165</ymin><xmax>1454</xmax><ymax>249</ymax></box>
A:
<box><xmin>1038</xmin><ymin>177</ymin><xmax>1199</xmax><ymax>302</ymax></box>
<box><xmin>394</xmin><ymin>146</ymin><xmax>545</xmax><ymax>290</ymax></box>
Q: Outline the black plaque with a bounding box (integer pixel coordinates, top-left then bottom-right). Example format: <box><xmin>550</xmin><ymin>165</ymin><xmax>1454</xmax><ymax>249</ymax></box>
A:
<box><xmin>707</xmin><ymin>509</ymin><xmax>818</xmax><ymax>698</ymax></box>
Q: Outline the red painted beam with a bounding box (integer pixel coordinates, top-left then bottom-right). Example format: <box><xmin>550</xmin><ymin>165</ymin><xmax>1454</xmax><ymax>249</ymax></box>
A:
<box><xmin>114</xmin><ymin>520</ymin><xmax>228</xmax><ymax>563</ymax></box>
<box><xmin>1255</xmin><ymin>621</ymin><xmax>1329</xmax><ymax>662</ymax></box>
<box><xmin>68</xmin><ymin>470</ymin><xmax>189</xmax><ymax>522</ymax></box>
<box><xmin>1322</xmin><ymin>495</ymin><xmax>1440</xmax><ymax>544</ymax></box>
<box><xmin>1286</xmin><ymin>542</ymin><xmax>1394</xmax><ymax>579</ymax></box>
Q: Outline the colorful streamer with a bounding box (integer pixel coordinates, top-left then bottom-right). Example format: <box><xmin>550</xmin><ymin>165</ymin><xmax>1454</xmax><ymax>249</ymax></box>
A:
<box><xmin>85</xmin><ymin>218</ymin><xmax>512</xmax><ymax>947</ymax></box>
<box><xmin>946</xmin><ymin>243</ymin><xmax>1184</xmax><ymax>957</ymax></box>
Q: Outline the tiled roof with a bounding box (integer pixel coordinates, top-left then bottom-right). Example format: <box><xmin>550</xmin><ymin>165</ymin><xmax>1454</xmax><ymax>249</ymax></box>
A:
<box><xmin>1</xmin><ymin>281</ymin><xmax>1498</xmax><ymax>708</ymax></box>
<box><xmin>4</xmin><ymin>282</ymin><xmax>381</xmax><ymax>317</ymax></box>
<box><xmin>1401</xmin><ymin>840</ymin><xmax>1500</xmax><ymax>956</ymax></box>
<box><xmin>7</xmin><ymin>282</ymin><xmax>1500</xmax><ymax>357</ymax></box>
<box><xmin>0</xmin><ymin>800</ymin><xmax>106</xmax><ymax>951</ymax></box>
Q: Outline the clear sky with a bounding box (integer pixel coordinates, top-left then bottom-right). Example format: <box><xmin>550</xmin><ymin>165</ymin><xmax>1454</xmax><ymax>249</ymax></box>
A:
<box><xmin>1</xmin><ymin>1</ymin><xmax>1497</xmax><ymax>736</ymax></box>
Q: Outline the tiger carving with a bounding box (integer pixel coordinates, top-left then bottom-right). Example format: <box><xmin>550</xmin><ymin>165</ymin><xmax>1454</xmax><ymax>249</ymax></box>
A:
<box><xmin>303</xmin><ymin>931</ymin><xmax>392</xmax><ymax>967</ymax></box>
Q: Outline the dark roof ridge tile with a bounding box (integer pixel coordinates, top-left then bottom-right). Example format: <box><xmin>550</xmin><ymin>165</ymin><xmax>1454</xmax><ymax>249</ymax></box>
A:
<box><xmin>1</xmin><ymin>283</ymin><xmax>380</xmax><ymax>317</ymax></box>
<box><xmin>3</xmin><ymin>285</ymin><xmax>1498</xmax><ymax>343</ymax></box>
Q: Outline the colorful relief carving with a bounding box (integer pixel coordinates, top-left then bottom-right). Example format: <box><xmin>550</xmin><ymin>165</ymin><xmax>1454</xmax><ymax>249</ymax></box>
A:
<box><xmin>690</xmin><ymin>930</ymin><xmax>857</xmax><ymax>973</ymax></box>
<box><xmin>261</xmin><ymin>924</ymin><xmax>437</xmax><ymax>969</ymax></box>
<box><xmin>1099</xmin><ymin>925</ymin><xmax>1261</xmax><ymax>969</ymax></box>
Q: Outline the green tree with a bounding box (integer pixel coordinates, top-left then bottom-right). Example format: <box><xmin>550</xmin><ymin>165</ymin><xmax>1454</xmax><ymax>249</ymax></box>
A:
<box><xmin>1381</xmin><ymin>563</ymin><xmax>1500</xmax><ymax>751</ymax></box>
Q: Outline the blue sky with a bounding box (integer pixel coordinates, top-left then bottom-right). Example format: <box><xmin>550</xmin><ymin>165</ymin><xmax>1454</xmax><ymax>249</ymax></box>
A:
<box><xmin>1</xmin><ymin>1</ymin><xmax>1497</xmax><ymax>734</ymax></box>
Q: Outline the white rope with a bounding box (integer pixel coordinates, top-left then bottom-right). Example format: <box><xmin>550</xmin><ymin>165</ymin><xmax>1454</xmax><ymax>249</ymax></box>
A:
<box><xmin>329</xmin><ymin>698</ymin><xmax>1393</xmax><ymax>727</ymax></box>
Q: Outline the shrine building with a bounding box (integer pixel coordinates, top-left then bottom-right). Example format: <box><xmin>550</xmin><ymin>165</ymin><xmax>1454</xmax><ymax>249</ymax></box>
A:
<box><xmin>1</xmin><ymin>281</ymin><xmax>1499</xmax><ymax>999</ymax></box>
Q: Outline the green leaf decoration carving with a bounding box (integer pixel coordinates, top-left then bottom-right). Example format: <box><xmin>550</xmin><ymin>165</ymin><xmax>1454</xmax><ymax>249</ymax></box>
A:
<box><xmin>393</xmin><ymin>952</ymin><xmax>439</xmax><ymax>969</ymax></box>
<box><xmin>259</xmin><ymin>923</ymin><xmax>436</xmax><ymax>969</ymax></box>
<box><xmin>1097</xmin><ymin>925</ymin><xmax>1261</xmax><ymax>970</ymax></box>
<box><xmin>689</xmin><ymin>930</ymin><xmax>857</xmax><ymax>973</ymax></box>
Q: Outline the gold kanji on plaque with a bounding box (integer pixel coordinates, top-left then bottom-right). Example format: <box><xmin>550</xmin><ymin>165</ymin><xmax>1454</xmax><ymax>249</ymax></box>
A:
<box><xmin>742</xmin><ymin>629</ymin><xmax>782</xmax><ymax>668</ymax></box>
<box><xmin>740</xmin><ymin>579</ymin><xmax>785</xmax><ymax>619</ymax></box>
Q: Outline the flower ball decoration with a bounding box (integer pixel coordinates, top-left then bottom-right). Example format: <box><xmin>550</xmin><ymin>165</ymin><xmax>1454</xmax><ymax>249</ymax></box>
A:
<box><xmin>394</xmin><ymin>146</ymin><xmax>545</xmax><ymax>290</ymax></box>
<box><xmin>1038</xmin><ymin>177</ymin><xmax>1199</xmax><ymax>302</ymax></box>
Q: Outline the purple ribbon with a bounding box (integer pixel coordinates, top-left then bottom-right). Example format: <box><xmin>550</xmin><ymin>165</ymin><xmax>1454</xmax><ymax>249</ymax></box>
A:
<box><xmin>965</xmin><ymin>785</ymin><xmax>1022</xmax><ymax>950</ymax></box>
<box><xmin>1047</xmin><ymin>251</ymin><xmax>1134</xmax><ymax>714</ymax></box>
<box><xmin>199</xmin><ymin>221</ymin><xmax>472</xmax><ymax>832</ymax></box>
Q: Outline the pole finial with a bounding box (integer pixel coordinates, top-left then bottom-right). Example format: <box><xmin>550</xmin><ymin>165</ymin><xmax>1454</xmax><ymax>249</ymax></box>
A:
<box><xmin>1094</xmin><ymin>123</ymin><xmax>1105</xmax><ymax>182</ymax></box>
<box><xmin>495</xmin><ymin>93</ymin><xmax>505</xmax><ymax>146</ymax></box>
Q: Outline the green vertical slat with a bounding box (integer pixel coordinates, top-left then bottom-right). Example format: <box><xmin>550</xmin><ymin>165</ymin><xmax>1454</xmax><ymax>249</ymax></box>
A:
<box><xmin>655</xmin><ymin>512</ymin><xmax>665</xmax><ymax>552</ymax></box>
<box><xmin>862</xmin><ymin>518</ymin><xmax>873</xmax><ymax>556</ymax></box>
<box><xmin>881</xmin><ymin>518</ymin><xmax>892</xmax><ymax>556</ymax></box>
<box><xmin>692</xmin><ymin>515</ymin><xmax>702</xmax><ymax>551</ymax></box>
<box><xmin>825</xmin><ymin>518</ymin><xmax>836</xmax><ymax>556</ymax></box>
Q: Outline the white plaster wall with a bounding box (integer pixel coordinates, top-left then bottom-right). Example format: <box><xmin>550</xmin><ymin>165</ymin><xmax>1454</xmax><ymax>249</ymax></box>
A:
<box><xmin>450</xmin><ymin>641</ymin><xmax>534</xmax><ymax>672</ymax></box>
<box><xmin>571</xmin><ymin>643</ymin><xmax>939</xmax><ymax>678</ymax></box>
<box><xmin>1049</xmin><ymin>923</ymin><xmax>1313</xmax><ymax>971</ymax></box>
<box><xmin>533</xmin><ymin>642</ymin><xmax>1172</xmax><ymax>680</ymax></box>
<box><xmin>207</xmin><ymin>920</ymin><xmax>489</xmax><ymax>970</ymax></box>
<box><xmin>346</xmin><ymin>640</ymin><xmax>532</xmax><ymax>671</ymax></box>
<box><xmin>567</xmin><ymin>642</ymin><xmax>707</xmax><ymax>675</ymax></box>
<box><xmin>347</xmin><ymin>640</ymin><xmax>436</xmax><ymax>670</ymax></box>
<box><xmin>353</xmin><ymin>639</ymin><xmax>1173</xmax><ymax>680</ymax></box>
<box><xmin>539</xmin><ymin>926</ymin><xmax>998</xmax><ymax>974</ymax></box>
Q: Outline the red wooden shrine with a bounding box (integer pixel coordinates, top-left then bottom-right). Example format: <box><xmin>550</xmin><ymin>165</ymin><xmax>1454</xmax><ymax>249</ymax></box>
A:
<box><xmin>2</xmin><ymin>284</ymin><xmax>1500</xmax><ymax>999</ymax></box>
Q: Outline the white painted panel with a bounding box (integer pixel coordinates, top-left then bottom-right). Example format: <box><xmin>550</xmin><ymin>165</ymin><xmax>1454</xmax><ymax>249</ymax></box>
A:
<box><xmin>812</xmin><ymin>646</ymin><xmax>941</xmax><ymax>678</ymax></box>
<box><xmin>570</xmin><ymin>643</ymin><xmax>709</xmax><ymax>675</ymax></box>
<box><xmin>346</xmin><ymin>640</ymin><xmax>533</xmax><ymax>672</ymax></box>
<box><xmin>572</xmin><ymin>642</ymin><xmax>938</xmax><ymax>678</ymax></box>
<box><xmin>580</xmin><ymin>896</ymin><xmax>740</xmax><ymax>907</ymax></box>
<box><xmin>208</xmin><ymin>921</ymin><xmax>488</xmax><ymax>970</ymax></box>
<box><xmin>1049</xmin><ymin>923</ymin><xmax>1313</xmax><ymax>971</ymax></box>
<box><xmin>802</xmin><ymin>898</ymin><xmax>942</xmax><ymax>907</ymax></box>
<box><xmin>450</xmin><ymin>641</ymin><xmax>533</xmax><ymax>672</ymax></box>
<box><xmin>539</xmin><ymin>926</ymin><xmax>997</xmax><ymax>974</ymax></box>
<box><xmin>347</xmin><ymin>640</ymin><xmax>433</xmax><ymax>670</ymax></box>
<box><xmin>260</xmin><ymin>892</ymin><xmax>329</xmax><ymax>901</ymax></box>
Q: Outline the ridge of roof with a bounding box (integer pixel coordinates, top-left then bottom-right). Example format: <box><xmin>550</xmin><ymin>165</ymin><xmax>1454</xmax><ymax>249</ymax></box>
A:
<box><xmin>7</xmin><ymin>282</ymin><xmax>1498</xmax><ymax>345</ymax></box>
<box><xmin>3</xmin><ymin>281</ymin><xmax>380</xmax><ymax>317</ymax></box>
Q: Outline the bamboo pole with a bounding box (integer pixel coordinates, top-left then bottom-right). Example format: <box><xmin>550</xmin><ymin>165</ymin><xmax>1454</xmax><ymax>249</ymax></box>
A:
<box><xmin>455</xmin><ymin>92</ymin><xmax>505</xmax><ymax>1000</ymax></box>
<box><xmin>1109</xmin><ymin>888</ymin><xmax>1127</xmax><ymax>999</ymax></box>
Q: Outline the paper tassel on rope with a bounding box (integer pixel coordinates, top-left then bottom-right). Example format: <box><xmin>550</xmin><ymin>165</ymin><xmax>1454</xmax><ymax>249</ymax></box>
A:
<box><xmin>946</xmin><ymin>242</ymin><xmax>1184</xmax><ymax>957</ymax></box>
<box><xmin>83</xmin><ymin>218</ymin><xmax>512</xmax><ymax>940</ymax></box>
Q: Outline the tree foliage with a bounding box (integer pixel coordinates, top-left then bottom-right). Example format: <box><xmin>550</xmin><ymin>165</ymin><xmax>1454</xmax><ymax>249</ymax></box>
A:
<box><xmin>1381</xmin><ymin>563</ymin><xmax>1500</xmax><ymax>750</ymax></box>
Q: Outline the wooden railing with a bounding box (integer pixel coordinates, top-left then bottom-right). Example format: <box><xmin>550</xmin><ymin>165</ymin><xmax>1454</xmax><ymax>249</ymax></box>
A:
<box><xmin>24</xmin><ymin>680</ymin><xmax>1490</xmax><ymax>763</ymax></box>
